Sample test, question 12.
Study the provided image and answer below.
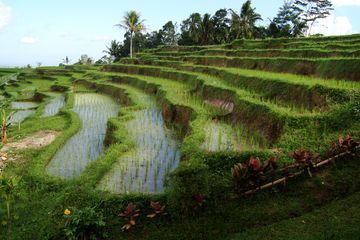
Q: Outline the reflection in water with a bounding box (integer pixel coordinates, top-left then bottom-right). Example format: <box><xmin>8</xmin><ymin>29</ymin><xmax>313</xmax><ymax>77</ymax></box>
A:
<box><xmin>47</xmin><ymin>93</ymin><xmax>119</xmax><ymax>178</ymax></box>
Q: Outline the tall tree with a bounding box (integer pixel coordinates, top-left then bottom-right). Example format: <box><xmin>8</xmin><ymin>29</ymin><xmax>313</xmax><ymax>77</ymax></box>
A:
<box><xmin>179</xmin><ymin>13</ymin><xmax>202</xmax><ymax>45</ymax></box>
<box><xmin>103</xmin><ymin>40</ymin><xmax>123</xmax><ymax>62</ymax></box>
<box><xmin>161</xmin><ymin>21</ymin><xmax>179</xmax><ymax>45</ymax></box>
<box><xmin>115</xmin><ymin>10</ymin><xmax>145</xmax><ymax>58</ymax></box>
<box><xmin>268</xmin><ymin>0</ymin><xmax>307</xmax><ymax>38</ymax></box>
<box><xmin>211</xmin><ymin>9</ymin><xmax>231</xmax><ymax>44</ymax></box>
<box><xmin>77</xmin><ymin>54</ymin><xmax>93</xmax><ymax>65</ymax></box>
<box><xmin>62</xmin><ymin>56</ymin><xmax>70</xmax><ymax>65</ymax></box>
<box><xmin>230</xmin><ymin>0</ymin><xmax>262</xmax><ymax>39</ymax></box>
<box><xmin>188</xmin><ymin>13</ymin><xmax>202</xmax><ymax>44</ymax></box>
<box><xmin>294</xmin><ymin>0</ymin><xmax>333</xmax><ymax>36</ymax></box>
<box><xmin>199</xmin><ymin>13</ymin><xmax>214</xmax><ymax>45</ymax></box>
<box><xmin>145</xmin><ymin>31</ymin><xmax>163</xmax><ymax>48</ymax></box>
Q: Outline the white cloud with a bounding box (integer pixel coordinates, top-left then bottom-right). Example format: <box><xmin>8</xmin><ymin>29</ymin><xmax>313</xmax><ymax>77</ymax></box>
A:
<box><xmin>332</xmin><ymin>0</ymin><xmax>360</xmax><ymax>6</ymax></box>
<box><xmin>59</xmin><ymin>32</ymin><xmax>71</xmax><ymax>38</ymax></box>
<box><xmin>311</xmin><ymin>14</ymin><xmax>353</xmax><ymax>36</ymax></box>
<box><xmin>0</xmin><ymin>1</ymin><xmax>11</xmax><ymax>30</ymax></box>
<box><xmin>20</xmin><ymin>36</ymin><xmax>39</xmax><ymax>44</ymax></box>
<box><xmin>94</xmin><ymin>36</ymin><xmax>111</xmax><ymax>41</ymax></box>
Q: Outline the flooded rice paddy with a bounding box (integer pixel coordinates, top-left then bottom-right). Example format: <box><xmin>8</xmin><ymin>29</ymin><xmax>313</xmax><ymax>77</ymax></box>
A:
<box><xmin>11</xmin><ymin>101</ymin><xmax>38</xmax><ymax>110</ymax></box>
<box><xmin>42</xmin><ymin>93</ymin><xmax>65</xmax><ymax>117</ymax></box>
<box><xmin>99</xmin><ymin>93</ymin><xmax>181</xmax><ymax>193</ymax></box>
<box><xmin>8</xmin><ymin>110</ymin><xmax>36</xmax><ymax>125</ymax></box>
<box><xmin>7</xmin><ymin>101</ymin><xmax>38</xmax><ymax>125</ymax></box>
<box><xmin>47</xmin><ymin>93</ymin><xmax>119</xmax><ymax>178</ymax></box>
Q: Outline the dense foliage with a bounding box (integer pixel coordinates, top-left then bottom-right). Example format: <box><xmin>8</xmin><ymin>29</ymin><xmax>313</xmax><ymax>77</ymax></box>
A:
<box><xmin>99</xmin><ymin>0</ymin><xmax>334</xmax><ymax>62</ymax></box>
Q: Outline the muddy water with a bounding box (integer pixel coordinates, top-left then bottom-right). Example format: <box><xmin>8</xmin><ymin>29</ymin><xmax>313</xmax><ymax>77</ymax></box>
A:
<box><xmin>42</xmin><ymin>93</ymin><xmax>65</xmax><ymax>117</ymax></box>
<box><xmin>47</xmin><ymin>93</ymin><xmax>119</xmax><ymax>178</ymax></box>
<box><xmin>99</xmin><ymin>95</ymin><xmax>181</xmax><ymax>193</ymax></box>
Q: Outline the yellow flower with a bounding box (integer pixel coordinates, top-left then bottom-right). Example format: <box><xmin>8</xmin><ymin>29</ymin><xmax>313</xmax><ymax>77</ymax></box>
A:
<box><xmin>64</xmin><ymin>208</ymin><xmax>71</xmax><ymax>215</ymax></box>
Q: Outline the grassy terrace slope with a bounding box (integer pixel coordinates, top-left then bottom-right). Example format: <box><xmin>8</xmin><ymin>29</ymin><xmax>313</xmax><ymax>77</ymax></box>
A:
<box><xmin>1</xmin><ymin>34</ymin><xmax>360</xmax><ymax>239</ymax></box>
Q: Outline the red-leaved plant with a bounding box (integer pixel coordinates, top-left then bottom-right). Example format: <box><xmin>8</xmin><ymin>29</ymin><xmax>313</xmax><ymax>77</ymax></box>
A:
<box><xmin>147</xmin><ymin>201</ymin><xmax>167</xmax><ymax>219</ymax></box>
<box><xmin>290</xmin><ymin>149</ymin><xmax>320</xmax><ymax>166</ymax></box>
<box><xmin>118</xmin><ymin>202</ymin><xmax>140</xmax><ymax>231</ymax></box>
<box><xmin>194</xmin><ymin>194</ymin><xmax>206</xmax><ymax>207</ymax></box>
<box><xmin>232</xmin><ymin>156</ymin><xmax>278</xmax><ymax>192</ymax></box>
<box><xmin>249</xmin><ymin>157</ymin><xmax>261</xmax><ymax>171</ymax></box>
<box><xmin>338</xmin><ymin>135</ymin><xmax>359</xmax><ymax>151</ymax></box>
<box><xmin>289</xmin><ymin>149</ymin><xmax>320</xmax><ymax>177</ymax></box>
<box><xmin>327</xmin><ymin>135</ymin><xmax>359</xmax><ymax>157</ymax></box>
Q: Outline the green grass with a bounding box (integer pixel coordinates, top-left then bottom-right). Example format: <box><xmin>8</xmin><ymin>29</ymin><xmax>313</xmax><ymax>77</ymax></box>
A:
<box><xmin>107</xmin><ymin>63</ymin><xmax>326</xmax><ymax>115</ymax></box>
<box><xmin>160</xmin><ymin>55</ymin><xmax>360</xmax><ymax>81</ymax></box>
<box><xmin>121</xmin><ymin>58</ymin><xmax>359</xmax><ymax>106</ymax></box>
<box><xmin>103</xmin><ymin>62</ymin><xmax>360</xmax><ymax>152</ymax></box>
<box><xmin>144</xmin><ymin>48</ymin><xmax>360</xmax><ymax>59</ymax></box>
<box><xmin>1</xmin><ymin>35</ymin><xmax>360</xmax><ymax>240</ymax></box>
<box><xmin>229</xmin><ymin>191</ymin><xmax>360</xmax><ymax>240</ymax></box>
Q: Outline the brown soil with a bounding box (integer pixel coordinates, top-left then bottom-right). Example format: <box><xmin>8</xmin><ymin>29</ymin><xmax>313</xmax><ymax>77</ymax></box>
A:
<box><xmin>1</xmin><ymin>130</ymin><xmax>59</xmax><ymax>151</ymax></box>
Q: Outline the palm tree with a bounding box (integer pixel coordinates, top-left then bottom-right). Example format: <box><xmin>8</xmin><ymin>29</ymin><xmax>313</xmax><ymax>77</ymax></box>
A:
<box><xmin>199</xmin><ymin>13</ymin><xmax>214</xmax><ymax>45</ymax></box>
<box><xmin>230</xmin><ymin>0</ymin><xmax>262</xmax><ymax>39</ymax></box>
<box><xmin>103</xmin><ymin>40</ymin><xmax>122</xmax><ymax>62</ymax></box>
<box><xmin>188</xmin><ymin>13</ymin><xmax>202</xmax><ymax>44</ymax></box>
<box><xmin>116</xmin><ymin>11</ymin><xmax>145</xmax><ymax>58</ymax></box>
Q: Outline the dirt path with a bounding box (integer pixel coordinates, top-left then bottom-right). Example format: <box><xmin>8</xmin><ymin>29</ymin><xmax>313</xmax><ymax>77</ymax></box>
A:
<box><xmin>0</xmin><ymin>130</ymin><xmax>59</xmax><ymax>171</ymax></box>
<box><xmin>1</xmin><ymin>130</ymin><xmax>59</xmax><ymax>151</ymax></box>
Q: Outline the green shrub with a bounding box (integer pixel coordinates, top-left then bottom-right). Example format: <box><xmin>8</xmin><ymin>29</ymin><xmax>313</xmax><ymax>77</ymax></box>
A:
<box><xmin>63</xmin><ymin>206</ymin><xmax>106</xmax><ymax>240</ymax></box>
<box><xmin>166</xmin><ymin>158</ymin><xmax>209</xmax><ymax>216</ymax></box>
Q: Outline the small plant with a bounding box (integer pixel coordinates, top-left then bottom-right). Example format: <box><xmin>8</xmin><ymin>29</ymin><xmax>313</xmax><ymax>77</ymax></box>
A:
<box><xmin>63</xmin><ymin>206</ymin><xmax>106</xmax><ymax>240</ymax></box>
<box><xmin>337</xmin><ymin>135</ymin><xmax>359</xmax><ymax>152</ymax></box>
<box><xmin>290</xmin><ymin>149</ymin><xmax>320</xmax><ymax>166</ymax></box>
<box><xmin>193</xmin><ymin>194</ymin><xmax>206</xmax><ymax>209</ymax></box>
<box><xmin>289</xmin><ymin>149</ymin><xmax>320</xmax><ymax>177</ymax></box>
<box><xmin>147</xmin><ymin>201</ymin><xmax>167</xmax><ymax>219</ymax></box>
<box><xmin>118</xmin><ymin>202</ymin><xmax>140</xmax><ymax>231</ymax></box>
<box><xmin>232</xmin><ymin>156</ymin><xmax>278</xmax><ymax>192</ymax></box>
<box><xmin>1</xmin><ymin>110</ymin><xmax>9</xmax><ymax>145</ymax></box>
<box><xmin>327</xmin><ymin>135</ymin><xmax>359</xmax><ymax>157</ymax></box>
<box><xmin>0</xmin><ymin>175</ymin><xmax>20</xmax><ymax>237</ymax></box>
<box><xmin>167</xmin><ymin>159</ymin><xmax>209</xmax><ymax>216</ymax></box>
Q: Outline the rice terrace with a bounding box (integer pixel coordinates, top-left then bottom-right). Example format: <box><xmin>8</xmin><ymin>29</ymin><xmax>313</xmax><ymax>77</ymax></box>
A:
<box><xmin>1</xmin><ymin>0</ymin><xmax>360</xmax><ymax>239</ymax></box>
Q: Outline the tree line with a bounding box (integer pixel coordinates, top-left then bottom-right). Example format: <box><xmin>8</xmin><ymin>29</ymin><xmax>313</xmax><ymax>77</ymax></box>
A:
<box><xmin>95</xmin><ymin>0</ymin><xmax>333</xmax><ymax>64</ymax></box>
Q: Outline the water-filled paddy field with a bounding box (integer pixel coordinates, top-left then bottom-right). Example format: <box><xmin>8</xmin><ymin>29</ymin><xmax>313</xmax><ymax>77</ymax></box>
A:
<box><xmin>11</xmin><ymin>101</ymin><xmax>38</xmax><ymax>110</ymax></box>
<box><xmin>7</xmin><ymin>101</ymin><xmax>38</xmax><ymax>125</ymax></box>
<box><xmin>47</xmin><ymin>93</ymin><xmax>119</xmax><ymax>178</ymax></box>
<box><xmin>99</xmin><ymin>93</ymin><xmax>181</xmax><ymax>193</ymax></box>
<box><xmin>42</xmin><ymin>93</ymin><xmax>65</xmax><ymax>117</ymax></box>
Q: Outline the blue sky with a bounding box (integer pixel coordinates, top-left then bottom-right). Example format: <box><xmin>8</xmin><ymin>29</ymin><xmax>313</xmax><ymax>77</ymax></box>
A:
<box><xmin>0</xmin><ymin>0</ymin><xmax>359</xmax><ymax>67</ymax></box>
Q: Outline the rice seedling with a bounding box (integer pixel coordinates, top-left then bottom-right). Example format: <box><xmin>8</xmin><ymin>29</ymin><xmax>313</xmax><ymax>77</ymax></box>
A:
<box><xmin>42</xmin><ymin>93</ymin><xmax>65</xmax><ymax>117</ymax></box>
<box><xmin>99</xmin><ymin>95</ymin><xmax>181</xmax><ymax>193</ymax></box>
<box><xmin>47</xmin><ymin>93</ymin><xmax>119</xmax><ymax>178</ymax></box>
<box><xmin>201</xmin><ymin>120</ymin><xmax>261</xmax><ymax>152</ymax></box>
